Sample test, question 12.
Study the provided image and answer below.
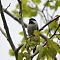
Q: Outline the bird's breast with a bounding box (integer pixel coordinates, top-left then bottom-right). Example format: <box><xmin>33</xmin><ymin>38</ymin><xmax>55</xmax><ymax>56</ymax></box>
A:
<box><xmin>27</xmin><ymin>24</ymin><xmax>38</xmax><ymax>36</ymax></box>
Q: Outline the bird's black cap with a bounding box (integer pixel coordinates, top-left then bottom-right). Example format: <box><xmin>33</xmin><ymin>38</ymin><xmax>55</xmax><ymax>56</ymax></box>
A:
<box><xmin>29</xmin><ymin>18</ymin><xmax>36</xmax><ymax>24</ymax></box>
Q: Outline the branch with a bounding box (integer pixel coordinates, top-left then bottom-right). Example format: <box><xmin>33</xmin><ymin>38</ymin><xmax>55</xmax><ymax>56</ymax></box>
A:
<box><xmin>0</xmin><ymin>27</ymin><xmax>7</xmax><ymax>38</ymax></box>
<box><xmin>0</xmin><ymin>0</ymin><xmax>16</xmax><ymax>51</ymax></box>
<box><xmin>17</xmin><ymin>0</ymin><xmax>27</xmax><ymax>39</ymax></box>
<box><xmin>41</xmin><ymin>1</ymin><xmax>49</xmax><ymax>21</ymax></box>
<box><xmin>41</xmin><ymin>11</ymin><xmax>47</xmax><ymax>22</ymax></box>
<box><xmin>42</xmin><ymin>0</ymin><xmax>49</xmax><ymax>12</ymax></box>
<box><xmin>31</xmin><ymin>42</ymin><xmax>47</xmax><ymax>58</ymax></box>
<box><xmin>3</xmin><ymin>8</ymin><xmax>27</xmax><ymax>27</ymax></box>
<box><xmin>14</xmin><ymin>44</ymin><xmax>23</xmax><ymax>60</ymax></box>
<box><xmin>39</xmin><ymin>16</ymin><xmax>60</xmax><ymax>31</ymax></box>
<box><xmin>55</xmin><ymin>34</ymin><xmax>60</xmax><ymax>35</ymax></box>
<box><xmin>50</xmin><ymin>24</ymin><xmax>60</xmax><ymax>39</ymax></box>
<box><xmin>31</xmin><ymin>51</ymin><xmax>39</xmax><ymax>58</ymax></box>
<box><xmin>14</xmin><ymin>0</ymin><xmax>27</xmax><ymax>60</ymax></box>
<box><xmin>40</xmin><ymin>33</ymin><xmax>48</xmax><ymax>41</ymax></box>
<box><xmin>5</xmin><ymin>3</ymin><xmax>11</xmax><ymax>10</ymax></box>
<box><xmin>16</xmin><ymin>44</ymin><xmax>23</xmax><ymax>52</ymax></box>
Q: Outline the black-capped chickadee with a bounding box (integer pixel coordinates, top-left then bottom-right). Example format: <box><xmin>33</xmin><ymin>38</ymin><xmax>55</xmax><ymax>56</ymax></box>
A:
<box><xmin>27</xmin><ymin>18</ymin><xmax>38</xmax><ymax>53</ymax></box>
<box><xmin>27</xmin><ymin>18</ymin><xmax>38</xmax><ymax>36</ymax></box>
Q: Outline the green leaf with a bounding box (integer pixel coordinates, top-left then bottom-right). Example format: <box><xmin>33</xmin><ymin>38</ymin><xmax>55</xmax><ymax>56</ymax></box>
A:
<box><xmin>56</xmin><ymin>1</ymin><xmax>60</xmax><ymax>6</ymax></box>
<box><xmin>24</xmin><ymin>52</ymin><xmax>31</xmax><ymax>60</ymax></box>
<box><xmin>47</xmin><ymin>47</ymin><xmax>57</xmax><ymax>58</ymax></box>
<box><xmin>47</xmin><ymin>55</ymin><xmax>53</xmax><ymax>60</ymax></box>
<box><xmin>22</xmin><ymin>0</ymin><xmax>28</xmax><ymax>6</ymax></box>
<box><xmin>19</xmin><ymin>31</ymin><xmax>24</xmax><ymax>36</ymax></box>
<box><xmin>32</xmin><ymin>0</ymin><xmax>41</xmax><ymax>4</ymax></box>
<box><xmin>18</xmin><ymin>52</ymin><xmax>24</xmax><ymax>60</ymax></box>
<box><xmin>21</xmin><ymin>45</ymin><xmax>25</xmax><ymax>52</ymax></box>
<box><xmin>34</xmin><ymin>30</ymin><xmax>40</xmax><ymax>36</ymax></box>
<box><xmin>13</xmin><ymin>0</ymin><xmax>37</xmax><ymax>17</ymax></box>
<box><xmin>29</xmin><ymin>36</ymin><xmax>40</xmax><ymax>48</ymax></box>
<box><xmin>37</xmin><ymin>46</ymin><xmax>47</xmax><ymax>60</ymax></box>
<box><xmin>22</xmin><ymin>6</ymin><xmax>37</xmax><ymax>17</ymax></box>
<box><xmin>40</xmin><ymin>37</ymin><xmax>45</xmax><ymax>42</ymax></box>
<box><xmin>56</xmin><ymin>35</ymin><xmax>60</xmax><ymax>38</ymax></box>
<box><xmin>49</xmin><ymin>6</ymin><xmax>55</xmax><ymax>10</ymax></box>
<box><xmin>47</xmin><ymin>39</ymin><xmax>60</xmax><ymax>53</ymax></box>
<box><xmin>16</xmin><ymin>4</ymin><xmax>19</xmax><ymax>9</ymax></box>
<box><xmin>58</xmin><ymin>27</ymin><xmax>60</xmax><ymax>33</ymax></box>
<box><xmin>49</xmin><ymin>20</ymin><xmax>58</xmax><ymax>30</ymax></box>
<box><xmin>22</xmin><ymin>0</ymin><xmax>37</xmax><ymax>17</ymax></box>
<box><xmin>44</xmin><ymin>0</ymin><xmax>58</xmax><ymax>10</ymax></box>
<box><xmin>34</xmin><ymin>36</ymin><xmax>40</xmax><ymax>45</ymax></box>
<box><xmin>21</xmin><ymin>38</ymin><xmax>26</xmax><ymax>44</ymax></box>
<box><xmin>27</xmin><ymin>38</ymin><xmax>31</xmax><ymax>45</ymax></box>
<box><xmin>43</xmin><ymin>29</ymin><xmax>49</xmax><ymax>34</ymax></box>
<box><xmin>9</xmin><ymin>49</ymin><xmax>14</xmax><ymax>56</ymax></box>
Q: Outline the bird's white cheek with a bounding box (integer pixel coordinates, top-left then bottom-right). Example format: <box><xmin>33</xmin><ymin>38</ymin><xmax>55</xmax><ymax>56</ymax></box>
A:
<box><xmin>33</xmin><ymin>21</ymin><xmax>37</xmax><ymax>24</ymax></box>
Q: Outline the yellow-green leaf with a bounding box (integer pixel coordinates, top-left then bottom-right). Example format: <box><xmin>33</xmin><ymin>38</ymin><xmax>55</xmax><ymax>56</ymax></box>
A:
<box><xmin>37</xmin><ymin>46</ymin><xmax>47</xmax><ymax>60</ymax></box>
<box><xmin>32</xmin><ymin>0</ymin><xmax>41</xmax><ymax>4</ymax></box>
<box><xmin>19</xmin><ymin>31</ymin><xmax>24</xmax><ymax>36</ymax></box>
<box><xmin>18</xmin><ymin>52</ymin><xmax>24</xmax><ymax>60</ymax></box>
<box><xmin>21</xmin><ymin>38</ymin><xmax>26</xmax><ymax>44</ymax></box>
<box><xmin>22</xmin><ymin>5</ymin><xmax>37</xmax><ymax>17</ymax></box>
<box><xmin>47</xmin><ymin>47</ymin><xmax>57</xmax><ymax>58</ymax></box>
<box><xmin>21</xmin><ymin>45</ymin><xmax>25</xmax><ymax>52</ymax></box>
<box><xmin>34</xmin><ymin>30</ymin><xmax>40</xmax><ymax>36</ymax></box>
<box><xmin>47</xmin><ymin>39</ymin><xmax>60</xmax><ymax>53</ymax></box>
<box><xmin>49</xmin><ymin>20</ymin><xmax>59</xmax><ymax>30</ymax></box>
<box><xmin>24</xmin><ymin>52</ymin><xmax>31</xmax><ymax>60</ymax></box>
<box><xmin>9</xmin><ymin>49</ymin><xmax>14</xmax><ymax>56</ymax></box>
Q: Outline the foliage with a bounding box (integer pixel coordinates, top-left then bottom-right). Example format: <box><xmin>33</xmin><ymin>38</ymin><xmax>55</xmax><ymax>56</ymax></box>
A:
<box><xmin>12</xmin><ymin>0</ymin><xmax>39</xmax><ymax>17</ymax></box>
<box><xmin>49</xmin><ymin>18</ymin><xmax>59</xmax><ymax>30</ymax></box>
<box><xmin>36</xmin><ymin>39</ymin><xmax>60</xmax><ymax>60</ymax></box>
<box><xmin>44</xmin><ymin>0</ymin><xmax>60</xmax><ymax>10</ymax></box>
<box><xmin>1</xmin><ymin>0</ymin><xmax>60</xmax><ymax>60</ymax></box>
<box><xmin>14</xmin><ymin>0</ymin><xmax>60</xmax><ymax>60</ymax></box>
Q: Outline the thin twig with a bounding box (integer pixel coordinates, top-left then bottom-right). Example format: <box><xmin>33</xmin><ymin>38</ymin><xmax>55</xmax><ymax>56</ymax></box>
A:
<box><xmin>16</xmin><ymin>44</ymin><xmax>23</xmax><ymax>52</ymax></box>
<box><xmin>5</xmin><ymin>3</ymin><xmax>11</xmax><ymax>10</ymax></box>
<box><xmin>14</xmin><ymin>0</ymin><xmax>27</xmax><ymax>60</ymax></box>
<box><xmin>41</xmin><ymin>11</ymin><xmax>47</xmax><ymax>22</ymax></box>
<box><xmin>55</xmin><ymin>34</ymin><xmax>60</xmax><ymax>35</ymax></box>
<box><xmin>39</xmin><ymin>16</ymin><xmax>60</xmax><ymax>31</ymax></box>
<box><xmin>42</xmin><ymin>0</ymin><xmax>49</xmax><ymax>12</ymax></box>
<box><xmin>0</xmin><ymin>27</ymin><xmax>7</xmax><ymax>38</ymax></box>
<box><xmin>31</xmin><ymin>42</ymin><xmax>47</xmax><ymax>58</ymax></box>
<box><xmin>31</xmin><ymin>51</ymin><xmax>39</xmax><ymax>58</ymax></box>
<box><xmin>50</xmin><ymin>24</ymin><xmax>60</xmax><ymax>39</ymax></box>
<box><xmin>0</xmin><ymin>0</ymin><xmax>16</xmax><ymax>51</ymax></box>
<box><xmin>17</xmin><ymin>0</ymin><xmax>27</xmax><ymax>39</ymax></box>
<box><xmin>3</xmin><ymin>8</ymin><xmax>27</xmax><ymax>27</ymax></box>
<box><xmin>40</xmin><ymin>33</ymin><xmax>48</xmax><ymax>41</ymax></box>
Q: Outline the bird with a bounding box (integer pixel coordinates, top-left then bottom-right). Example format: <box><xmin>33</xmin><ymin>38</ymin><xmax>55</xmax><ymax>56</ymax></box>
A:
<box><xmin>27</xmin><ymin>18</ymin><xmax>38</xmax><ymax>53</ymax></box>
<box><xmin>27</xmin><ymin>18</ymin><xmax>38</xmax><ymax>36</ymax></box>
